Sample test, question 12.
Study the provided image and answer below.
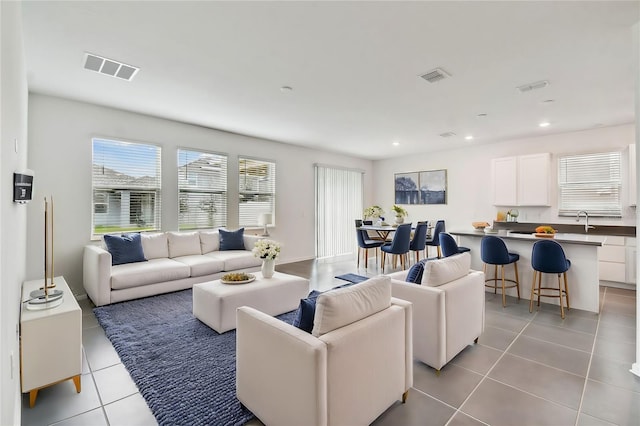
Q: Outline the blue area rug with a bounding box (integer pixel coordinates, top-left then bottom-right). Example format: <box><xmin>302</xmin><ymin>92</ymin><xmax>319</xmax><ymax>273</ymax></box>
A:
<box><xmin>335</xmin><ymin>273</ymin><xmax>369</xmax><ymax>283</ymax></box>
<box><xmin>94</xmin><ymin>289</ymin><xmax>297</xmax><ymax>426</ymax></box>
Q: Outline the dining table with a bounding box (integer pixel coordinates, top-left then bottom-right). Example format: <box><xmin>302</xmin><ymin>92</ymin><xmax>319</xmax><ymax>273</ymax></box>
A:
<box><xmin>359</xmin><ymin>223</ymin><xmax>432</xmax><ymax>241</ymax></box>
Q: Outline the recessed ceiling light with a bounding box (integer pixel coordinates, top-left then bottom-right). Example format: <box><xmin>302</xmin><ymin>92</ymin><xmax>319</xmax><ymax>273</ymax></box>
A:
<box><xmin>539</xmin><ymin>122</ymin><xmax>551</xmax><ymax>127</ymax></box>
<box><xmin>392</xmin><ymin>141</ymin><xmax>400</xmax><ymax>146</ymax></box>
<box><xmin>464</xmin><ymin>135</ymin><xmax>474</xmax><ymax>141</ymax></box>
<box><xmin>280</xmin><ymin>86</ymin><xmax>293</xmax><ymax>92</ymax></box>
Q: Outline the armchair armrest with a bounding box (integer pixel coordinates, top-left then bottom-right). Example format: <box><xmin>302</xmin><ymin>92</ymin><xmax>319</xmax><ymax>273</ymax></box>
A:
<box><xmin>386</xmin><ymin>270</ymin><xmax>409</xmax><ymax>281</ymax></box>
<box><xmin>236</xmin><ymin>307</ymin><xmax>327</xmax><ymax>426</ymax></box>
<box><xmin>83</xmin><ymin>245</ymin><xmax>112</xmax><ymax>306</ymax></box>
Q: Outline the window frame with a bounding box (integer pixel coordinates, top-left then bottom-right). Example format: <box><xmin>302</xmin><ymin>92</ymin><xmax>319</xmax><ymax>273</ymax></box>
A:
<box><xmin>557</xmin><ymin>150</ymin><xmax>622</xmax><ymax>218</ymax></box>
<box><xmin>177</xmin><ymin>148</ymin><xmax>228</xmax><ymax>230</ymax></box>
<box><xmin>238</xmin><ymin>156</ymin><xmax>276</xmax><ymax>227</ymax></box>
<box><xmin>91</xmin><ymin>137</ymin><xmax>162</xmax><ymax>238</ymax></box>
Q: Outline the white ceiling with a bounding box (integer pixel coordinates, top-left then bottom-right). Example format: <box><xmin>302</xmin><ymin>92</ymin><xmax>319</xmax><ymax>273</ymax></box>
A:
<box><xmin>20</xmin><ymin>1</ymin><xmax>640</xmax><ymax>160</ymax></box>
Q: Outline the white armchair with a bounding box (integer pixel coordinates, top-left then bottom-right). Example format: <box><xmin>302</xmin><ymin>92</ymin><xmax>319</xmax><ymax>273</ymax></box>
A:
<box><xmin>236</xmin><ymin>276</ymin><xmax>412</xmax><ymax>426</ymax></box>
<box><xmin>388</xmin><ymin>252</ymin><xmax>485</xmax><ymax>372</ymax></box>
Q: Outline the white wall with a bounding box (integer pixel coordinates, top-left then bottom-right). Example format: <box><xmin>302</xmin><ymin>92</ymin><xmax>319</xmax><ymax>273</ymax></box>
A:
<box><xmin>27</xmin><ymin>94</ymin><xmax>374</xmax><ymax>296</ymax></box>
<box><xmin>372</xmin><ymin>124</ymin><xmax>637</xmax><ymax>231</ymax></box>
<box><xmin>1</xmin><ymin>2</ymin><xmax>29</xmax><ymax>424</ymax></box>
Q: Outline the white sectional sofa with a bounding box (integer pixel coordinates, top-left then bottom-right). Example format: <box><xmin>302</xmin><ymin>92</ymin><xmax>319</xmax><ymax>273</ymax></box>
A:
<box><xmin>83</xmin><ymin>230</ymin><xmax>263</xmax><ymax>306</ymax></box>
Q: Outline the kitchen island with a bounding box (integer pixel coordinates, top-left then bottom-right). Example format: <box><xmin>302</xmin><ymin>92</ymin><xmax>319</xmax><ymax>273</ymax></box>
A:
<box><xmin>451</xmin><ymin>230</ymin><xmax>606</xmax><ymax>313</ymax></box>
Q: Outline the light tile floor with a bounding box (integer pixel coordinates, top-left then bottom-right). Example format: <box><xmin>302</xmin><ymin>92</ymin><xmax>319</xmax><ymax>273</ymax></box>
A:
<box><xmin>21</xmin><ymin>257</ymin><xmax>639</xmax><ymax>426</ymax></box>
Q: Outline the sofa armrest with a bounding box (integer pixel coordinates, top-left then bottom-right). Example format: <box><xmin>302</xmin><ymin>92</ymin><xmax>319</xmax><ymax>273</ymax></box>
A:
<box><xmin>390</xmin><ymin>279</ymin><xmax>446</xmax><ymax>369</ymax></box>
<box><xmin>386</xmin><ymin>270</ymin><xmax>409</xmax><ymax>281</ymax></box>
<box><xmin>236</xmin><ymin>307</ymin><xmax>327</xmax><ymax>426</ymax></box>
<box><xmin>83</xmin><ymin>245</ymin><xmax>112</xmax><ymax>306</ymax></box>
<box><xmin>391</xmin><ymin>297</ymin><xmax>413</xmax><ymax>391</ymax></box>
<box><xmin>242</xmin><ymin>234</ymin><xmax>262</xmax><ymax>251</ymax></box>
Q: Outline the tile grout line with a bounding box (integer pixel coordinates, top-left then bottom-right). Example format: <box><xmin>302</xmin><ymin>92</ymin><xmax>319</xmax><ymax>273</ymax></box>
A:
<box><xmin>573</xmin><ymin>286</ymin><xmax>605</xmax><ymax>426</ymax></box>
<box><xmin>444</xmin><ymin>306</ymin><xmax>539</xmax><ymax>426</ymax></box>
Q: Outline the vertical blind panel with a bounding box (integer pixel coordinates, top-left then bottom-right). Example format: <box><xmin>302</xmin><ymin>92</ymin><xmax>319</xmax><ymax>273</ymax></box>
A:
<box><xmin>315</xmin><ymin>165</ymin><xmax>363</xmax><ymax>259</ymax></box>
<box><xmin>239</xmin><ymin>157</ymin><xmax>276</xmax><ymax>226</ymax></box>
<box><xmin>92</xmin><ymin>138</ymin><xmax>162</xmax><ymax>235</ymax></box>
<box><xmin>558</xmin><ymin>151</ymin><xmax>622</xmax><ymax>217</ymax></box>
<box><xmin>178</xmin><ymin>149</ymin><xmax>228</xmax><ymax>230</ymax></box>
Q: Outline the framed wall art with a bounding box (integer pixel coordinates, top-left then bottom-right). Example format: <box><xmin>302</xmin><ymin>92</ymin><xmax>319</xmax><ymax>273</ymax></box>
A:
<box><xmin>394</xmin><ymin>169</ymin><xmax>447</xmax><ymax>205</ymax></box>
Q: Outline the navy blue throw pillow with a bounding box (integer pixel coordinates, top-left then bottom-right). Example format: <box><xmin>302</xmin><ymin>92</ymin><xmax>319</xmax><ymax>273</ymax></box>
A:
<box><xmin>406</xmin><ymin>260</ymin><xmax>426</xmax><ymax>284</ymax></box>
<box><xmin>219</xmin><ymin>228</ymin><xmax>245</xmax><ymax>251</ymax></box>
<box><xmin>103</xmin><ymin>233</ymin><xmax>147</xmax><ymax>266</ymax></box>
<box><xmin>293</xmin><ymin>290</ymin><xmax>322</xmax><ymax>333</ymax></box>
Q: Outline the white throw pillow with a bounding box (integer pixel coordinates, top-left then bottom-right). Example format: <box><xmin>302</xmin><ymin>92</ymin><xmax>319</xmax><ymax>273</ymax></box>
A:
<box><xmin>421</xmin><ymin>252</ymin><xmax>471</xmax><ymax>287</ymax></box>
<box><xmin>167</xmin><ymin>232</ymin><xmax>201</xmax><ymax>258</ymax></box>
<box><xmin>140</xmin><ymin>233</ymin><xmax>169</xmax><ymax>260</ymax></box>
<box><xmin>199</xmin><ymin>231</ymin><xmax>220</xmax><ymax>254</ymax></box>
<box><xmin>312</xmin><ymin>275</ymin><xmax>391</xmax><ymax>337</ymax></box>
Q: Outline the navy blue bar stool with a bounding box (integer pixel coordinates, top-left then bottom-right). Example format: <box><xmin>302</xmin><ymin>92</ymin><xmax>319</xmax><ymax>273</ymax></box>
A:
<box><xmin>409</xmin><ymin>222</ymin><xmax>429</xmax><ymax>264</ymax></box>
<box><xmin>481</xmin><ymin>235</ymin><xmax>521</xmax><ymax>307</ymax></box>
<box><xmin>439</xmin><ymin>232</ymin><xmax>470</xmax><ymax>258</ymax></box>
<box><xmin>530</xmin><ymin>239</ymin><xmax>571</xmax><ymax>318</ymax></box>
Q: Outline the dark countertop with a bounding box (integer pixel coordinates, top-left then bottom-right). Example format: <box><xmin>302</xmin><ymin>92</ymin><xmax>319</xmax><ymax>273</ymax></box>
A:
<box><xmin>491</xmin><ymin>221</ymin><xmax>636</xmax><ymax>237</ymax></box>
<box><xmin>452</xmin><ymin>230</ymin><xmax>605</xmax><ymax>246</ymax></box>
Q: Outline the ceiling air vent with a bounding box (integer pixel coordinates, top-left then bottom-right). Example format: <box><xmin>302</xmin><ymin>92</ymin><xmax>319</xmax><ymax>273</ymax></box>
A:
<box><xmin>516</xmin><ymin>80</ymin><xmax>549</xmax><ymax>93</ymax></box>
<box><xmin>420</xmin><ymin>68</ymin><xmax>450</xmax><ymax>83</ymax></box>
<box><xmin>83</xmin><ymin>53</ymin><xmax>139</xmax><ymax>81</ymax></box>
<box><xmin>439</xmin><ymin>132</ymin><xmax>456</xmax><ymax>138</ymax></box>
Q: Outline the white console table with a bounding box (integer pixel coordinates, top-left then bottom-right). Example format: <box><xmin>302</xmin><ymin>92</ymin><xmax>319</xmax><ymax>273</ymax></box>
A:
<box><xmin>20</xmin><ymin>276</ymin><xmax>82</xmax><ymax>407</ymax></box>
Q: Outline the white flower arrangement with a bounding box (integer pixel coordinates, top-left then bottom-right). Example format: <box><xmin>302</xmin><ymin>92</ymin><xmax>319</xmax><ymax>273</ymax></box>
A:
<box><xmin>363</xmin><ymin>205</ymin><xmax>384</xmax><ymax>219</ymax></box>
<box><xmin>252</xmin><ymin>239</ymin><xmax>281</xmax><ymax>260</ymax></box>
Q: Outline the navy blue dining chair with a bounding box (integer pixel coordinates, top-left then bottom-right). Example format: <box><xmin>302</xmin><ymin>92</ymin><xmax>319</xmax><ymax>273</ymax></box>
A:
<box><xmin>380</xmin><ymin>223</ymin><xmax>412</xmax><ymax>272</ymax></box>
<box><xmin>439</xmin><ymin>232</ymin><xmax>471</xmax><ymax>258</ymax></box>
<box><xmin>530</xmin><ymin>239</ymin><xmax>571</xmax><ymax>318</ymax></box>
<box><xmin>481</xmin><ymin>235</ymin><xmax>521</xmax><ymax>307</ymax></box>
<box><xmin>409</xmin><ymin>222</ymin><xmax>428</xmax><ymax>264</ymax></box>
<box><xmin>356</xmin><ymin>228</ymin><xmax>384</xmax><ymax>269</ymax></box>
<box><xmin>425</xmin><ymin>220</ymin><xmax>445</xmax><ymax>258</ymax></box>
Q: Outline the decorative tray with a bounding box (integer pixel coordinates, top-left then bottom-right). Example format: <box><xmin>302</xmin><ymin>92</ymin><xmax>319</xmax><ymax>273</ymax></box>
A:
<box><xmin>533</xmin><ymin>233</ymin><xmax>555</xmax><ymax>238</ymax></box>
<box><xmin>220</xmin><ymin>273</ymin><xmax>256</xmax><ymax>285</ymax></box>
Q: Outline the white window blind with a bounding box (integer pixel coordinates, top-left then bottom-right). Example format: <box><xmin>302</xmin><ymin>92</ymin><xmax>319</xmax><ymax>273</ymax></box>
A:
<box><xmin>239</xmin><ymin>157</ymin><xmax>275</xmax><ymax>226</ymax></box>
<box><xmin>178</xmin><ymin>149</ymin><xmax>228</xmax><ymax>230</ymax></box>
<box><xmin>558</xmin><ymin>151</ymin><xmax>622</xmax><ymax>217</ymax></box>
<box><xmin>92</xmin><ymin>138</ymin><xmax>162</xmax><ymax>236</ymax></box>
<box><xmin>315</xmin><ymin>165</ymin><xmax>363</xmax><ymax>259</ymax></box>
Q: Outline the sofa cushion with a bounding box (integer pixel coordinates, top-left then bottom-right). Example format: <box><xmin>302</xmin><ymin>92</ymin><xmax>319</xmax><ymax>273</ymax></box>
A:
<box><xmin>206</xmin><ymin>250</ymin><xmax>261</xmax><ymax>271</ymax></box>
<box><xmin>199</xmin><ymin>231</ymin><xmax>220</xmax><ymax>254</ymax></box>
<box><xmin>219</xmin><ymin>228</ymin><xmax>245</xmax><ymax>251</ymax></box>
<box><xmin>104</xmin><ymin>233</ymin><xmax>147</xmax><ymax>266</ymax></box>
<box><xmin>422</xmin><ymin>252</ymin><xmax>471</xmax><ymax>287</ymax></box>
<box><xmin>406</xmin><ymin>259</ymin><xmax>426</xmax><ymax>284</ymax></box>
<box><xmin>110</xmin><ymin>258</ymin><xmax>190</xmax><ymax>290</ymax></box>
<box><xmin>167</xmin><ymin>232</ymin><xmax>201</xmax><ymax>258</ymax></box>
<box><xmin>312</xmin><ymin>275</ymin><xmax>391</xmax><ymax>337</ymax></box>
<box><xmin>172</xmin><ymin>255</ymin><xmax>224</xmax><ymax>277</ymax></box>
<box><xmin>140</xmin><ymin>233</ymin><xmax>169</xmax><ymax>260</ymax></box>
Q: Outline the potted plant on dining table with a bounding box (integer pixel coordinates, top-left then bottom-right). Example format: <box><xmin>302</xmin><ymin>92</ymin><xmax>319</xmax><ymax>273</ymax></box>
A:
<box><xmin>391</xmin><ymin>204</ymin><xmax>408</xmax><ymax>225</ymax></box>
<box><xmin>363</xmin><ymin>205</ymin><xmax>385</xmax><ymax>224</ymax></box>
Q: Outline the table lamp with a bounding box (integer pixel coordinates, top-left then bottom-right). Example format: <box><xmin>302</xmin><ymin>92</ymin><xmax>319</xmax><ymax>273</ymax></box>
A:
<box><xmin>259</xmin><ymin>213</ymin><xmax>272</xmax><ymax>237</ymax></box>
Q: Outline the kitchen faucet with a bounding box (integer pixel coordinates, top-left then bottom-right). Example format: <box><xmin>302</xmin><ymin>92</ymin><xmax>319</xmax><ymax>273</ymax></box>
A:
<box><xmin>576</xmin><ymin>210</ymin><xmax>595</xmax><ymax>233</ymax></box>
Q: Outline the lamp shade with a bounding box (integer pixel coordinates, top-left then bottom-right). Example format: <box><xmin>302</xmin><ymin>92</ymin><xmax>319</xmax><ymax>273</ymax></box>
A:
<box><xmin>258</xmin><ymin>213</ymin><xmax>272</xmax><ymax>226</ymax></box>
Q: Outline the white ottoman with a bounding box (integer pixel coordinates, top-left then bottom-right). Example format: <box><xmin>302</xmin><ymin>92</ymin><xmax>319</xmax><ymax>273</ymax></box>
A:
<box><xmin>193</xmin><ymin>271</ymin><xmax>309</xmax><ymax>333</ymax></box>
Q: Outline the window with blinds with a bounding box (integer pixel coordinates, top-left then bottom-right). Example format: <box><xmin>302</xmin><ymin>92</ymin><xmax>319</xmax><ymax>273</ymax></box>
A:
<box><xmin>238</xmin><ymin>157</ymin><xmax>275</xmax><ymax>226</ymax></box>
<box><xmin>92</xmin><ymin>138</ymin><xmax>162</xmax><ymax>236</ymax></box>
<box><xmin>315</xmin><ymin>165</ymin><xmax>363</xmax><ymax>259</ymax></box>
<box><xmin>558</xmin><ymin>151</ymin><xmax>622</xmax><ymax>217</ymax></box>
<box><xmin>178</xmin><ymin>149</ymin><xmax>228</xmax><ymax>230</ymax></box>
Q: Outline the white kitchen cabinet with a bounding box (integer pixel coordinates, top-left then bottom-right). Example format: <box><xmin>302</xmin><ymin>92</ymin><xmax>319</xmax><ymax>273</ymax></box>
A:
<box><xmin>629</xmin><ymin>144</ymin><xmax>636</xmax><ymax>206</ymax></box>
<box><xmin>598</xmin><ymin>236</ymin><xmax>636</xmax><ymax>285</ymax></box>
<box><xmin>21</xmin><ymin>276</ymin><xmax>82</xmax><ymax>407</ymax></box>
<box><xmin>492</xmin><ymin>153</ymin><xmax>550</xmax><ymax>206</ymax></box>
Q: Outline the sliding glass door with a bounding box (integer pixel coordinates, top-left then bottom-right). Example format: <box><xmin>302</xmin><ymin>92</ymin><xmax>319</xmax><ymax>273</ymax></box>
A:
<box><xmin>314</xmin><ymin>164</ymin><xmax>363</xmax><ymax>259</ymax></box>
